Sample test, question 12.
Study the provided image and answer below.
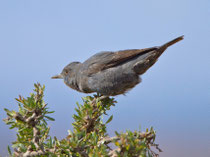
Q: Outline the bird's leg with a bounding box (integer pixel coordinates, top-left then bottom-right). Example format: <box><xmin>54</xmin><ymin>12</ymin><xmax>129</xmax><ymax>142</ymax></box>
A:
<box><xmin>96</xmin><ymin>92</ymin><xmax>101</xmax><ymax>97</ymax></box>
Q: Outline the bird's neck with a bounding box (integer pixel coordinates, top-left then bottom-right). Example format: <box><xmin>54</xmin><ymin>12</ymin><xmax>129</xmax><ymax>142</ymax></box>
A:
<box><xmin>64</xmin><ymin>73</ymin><xmax>80</xmax><ymax>92</ymax></box>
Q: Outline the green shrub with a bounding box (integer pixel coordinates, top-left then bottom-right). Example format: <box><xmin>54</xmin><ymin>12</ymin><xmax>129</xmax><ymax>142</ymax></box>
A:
<box><xmin>4</xmin><ymin>83</ymin><xmax>161</xmax><ymax>157</ymax></box>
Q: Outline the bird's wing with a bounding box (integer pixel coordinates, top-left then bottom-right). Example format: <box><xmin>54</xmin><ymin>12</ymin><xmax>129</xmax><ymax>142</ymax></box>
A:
<box><xmin>82</xmin><ymin>36</ymin><xmax>184</xmax><ymax>76</ymax></box>
<box><xmin>82</xmin><ymin>47</ymin><xmax>158</xmax><ymax>76</ymax></box>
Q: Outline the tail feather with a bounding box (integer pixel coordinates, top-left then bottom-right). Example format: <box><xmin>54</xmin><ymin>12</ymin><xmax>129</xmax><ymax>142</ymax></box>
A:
<box><xmin>133</xmin><ymin>35</ymin><xmax>184</xmax><ymax>75</ymax></box>
<box><xmin>159</xmin><ymin>35</ymin><xmax>184</xmax><ymax>52</ymax></box>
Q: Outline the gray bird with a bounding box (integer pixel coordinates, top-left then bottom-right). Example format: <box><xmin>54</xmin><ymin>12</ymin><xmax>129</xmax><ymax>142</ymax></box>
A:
<box><xmin>52</xmin><ymin>36</ymin><xmax>183</xmax><ymax>96</ymax></box>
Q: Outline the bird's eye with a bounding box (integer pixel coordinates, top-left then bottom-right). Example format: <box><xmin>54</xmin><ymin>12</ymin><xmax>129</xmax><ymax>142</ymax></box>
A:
<box><xmin>62</xmin><ymin>69</ymin><xmax>69</xmax><ymax>75</ymax></box>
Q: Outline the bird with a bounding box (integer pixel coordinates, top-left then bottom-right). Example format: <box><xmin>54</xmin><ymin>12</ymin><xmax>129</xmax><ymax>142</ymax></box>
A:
<box><xmin>52</xmin><ymin>36</ymin><xmax>183</xmax><ymax>96</ymax></box>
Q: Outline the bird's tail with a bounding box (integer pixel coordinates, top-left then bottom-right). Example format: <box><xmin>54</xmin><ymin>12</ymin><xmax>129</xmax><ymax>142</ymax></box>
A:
<box><xmin>133</xmin><ymin>36</ymin><xmax>184</xmax><ymax>75</ymax></box>
<box><xmin>159</xmin><ymin>35</ymin><xmax>184</xmax><ymax>52</ymax></box>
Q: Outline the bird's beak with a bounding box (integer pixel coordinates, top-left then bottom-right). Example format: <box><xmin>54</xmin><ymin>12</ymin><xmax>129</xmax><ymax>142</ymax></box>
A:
<box><xmin>51</xmin><ymin>74</ymin><xmax>63</xmax><ymax>79</ymax></box>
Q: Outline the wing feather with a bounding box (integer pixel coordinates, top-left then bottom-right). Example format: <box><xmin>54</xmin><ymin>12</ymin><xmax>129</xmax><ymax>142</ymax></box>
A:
<box><xmin>83</xmin><ymin>47</ymin><xmax>157</xmax><ymax>76</ymax></box>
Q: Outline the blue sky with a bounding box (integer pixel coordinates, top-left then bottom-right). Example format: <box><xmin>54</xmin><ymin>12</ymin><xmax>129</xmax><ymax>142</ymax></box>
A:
<box><xmin>0</xmin><ymin>0</ymin><xmax>209</xmax><ymax>156</ymax></box>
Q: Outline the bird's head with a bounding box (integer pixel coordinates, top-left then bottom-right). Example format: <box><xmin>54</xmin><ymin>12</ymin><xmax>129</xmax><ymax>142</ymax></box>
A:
<box><xmin>51</xmin><ymin>62</ymin><xmax>81</xmax><ymax>80</ymax></box>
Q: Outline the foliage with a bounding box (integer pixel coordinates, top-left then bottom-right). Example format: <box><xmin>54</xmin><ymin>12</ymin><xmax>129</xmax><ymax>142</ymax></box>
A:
<box><xmin>3</xmin><ymin>83</ymin><xmax>161</xmax><ymax>157</ymax></box>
